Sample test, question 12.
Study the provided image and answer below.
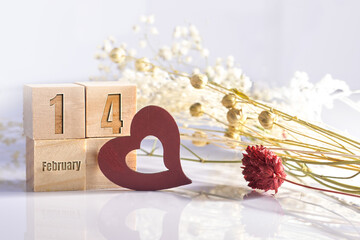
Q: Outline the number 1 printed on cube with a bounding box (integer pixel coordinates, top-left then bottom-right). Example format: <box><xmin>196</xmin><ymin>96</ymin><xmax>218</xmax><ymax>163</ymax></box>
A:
<box><xmin>23</xmin><ymin>84</ymin><xmax>85</xmax><ymax>140</ymax></box>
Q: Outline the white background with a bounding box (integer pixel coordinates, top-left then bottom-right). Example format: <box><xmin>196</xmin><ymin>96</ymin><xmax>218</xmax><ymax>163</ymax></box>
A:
<box><xmin>1</xmin><ymin>0</ymin><xmax>360</xmax><ymax>127</ymax></box>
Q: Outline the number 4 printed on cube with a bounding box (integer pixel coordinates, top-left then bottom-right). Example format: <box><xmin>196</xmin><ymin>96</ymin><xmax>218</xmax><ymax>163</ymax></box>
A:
<box><xmin>77</xmin><ymin>82</ymin><xmax>136</xmax><ymax>138</ymax></box>
<box><xmin>101</xmin><ymin>94</ymin><xmax>124</xmax><ymax>134</ymax></box>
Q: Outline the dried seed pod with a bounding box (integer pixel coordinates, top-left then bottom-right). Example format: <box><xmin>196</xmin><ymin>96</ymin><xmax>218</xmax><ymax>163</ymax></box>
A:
<box><xmin>135</xmin><ymin>57</ymin><xmax>152</xmax><ymax>72</ymax></box>
<box><xmin>228</xmin><ymin>125</ymin><xmax>242</xmax><ymax>134</ymax></box>
<box><xmin>221</xmin><ymin>93</ymin><xmax>236</xmax><ymax>108</ymax></box>
<box><xmin>232</xmin><ymin>102</ymin><xmax>242</xmax><ymax>110</ymax></box>
<box><xmin>227</xmin><ymin>108</ymin><xmax>247</xmax><ymax>125</ymax></box>
<box><xmin>189</xmin><ymin>103</ymin><xmax>204</xmax><ymax>117</ymax></box>
<box><xmin>224</xmin><ymin>130</ymin><xmax>240</xmax><ymax>140</ymax></box>
<box><xmin>224</xmin><ymin>130</ymin><xmax>240</xmax><ymax>149</ymax></box>
<box><xmin>192</xmin><ymin>131</ymin><xmax>208</xmax><ymax>147</ymax></box>
<box><xmin>258</xmin><ymin>110</ymin><xmax>275</xmax><ymax>129</ymax></box>
<box><xmin>190</xmin><ymin>74</ymin><xmax>208</xmax><ymax>89</ymax></box>
<box><xmin>109</xmin><ymin>48</ymin><xmax>126</xmax><ymax>64</ymax></box>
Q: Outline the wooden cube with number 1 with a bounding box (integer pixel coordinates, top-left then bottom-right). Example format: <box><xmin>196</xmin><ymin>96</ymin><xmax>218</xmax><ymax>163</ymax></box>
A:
<box><xmin>23</xmin><ymin>84</ymin><xmax>85</xmax><ymax>140</ymax></box>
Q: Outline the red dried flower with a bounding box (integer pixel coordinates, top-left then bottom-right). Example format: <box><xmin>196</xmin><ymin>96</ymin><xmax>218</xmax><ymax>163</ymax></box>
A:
<box><xmin>242</xmin><ymin>145</ymin><xmax>286</xmax><ymax>193</ymax></box>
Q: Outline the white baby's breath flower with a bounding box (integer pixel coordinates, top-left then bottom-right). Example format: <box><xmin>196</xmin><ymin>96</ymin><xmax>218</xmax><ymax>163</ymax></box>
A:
<box><xmin>192</xmin><ymin>68</ymin><xmax>201</xmax><ymax>74</ymax></box>
<box><xmin>180</xmin><ymin>26</ymin><xmax>189</xmax><ymax>37</ymax></box>
<box><xmin>133</xmin><ymin>25</ymin><xmax>140</xmax><ymax>33</ymax></box>
<box><xmin>189</xmin><ymin>24</ymin><xmax>199</xmax><ymax>37</ymax></box>
<box><xmin>194</xmin><ymin>42</ymin><xmax>203</xmax><ymax>50</ymax></box>
<box><xmin>272</xmin><ymin>71</ymin><xmax>352</xmax><ymax>121</ymax></box>
<box><xmin>108</xmin><ymin>35</ymin><xmax>117</xmax><ymax>43</ymax></box>
<box><xmin>128</xmin><ymin>48</ymin><xmax>137</xmax><ymax>57</ymax></box>
<box><xmin>147</xmin><ymin>15</ymin><xmax>155</xmax><ymax>24</ymax></box>
<box><xmin>316</xmin><ymin>74</ymin><xmax>351</xmax><ymax>109</ymax></box>
<box><xmin>150</xmin><ymin>27</ymin><xmax>159</xmax><ymax>35</ymax></box>
<box><xmin>215</xmin><ymin>65</ymin><xmax>226</xmax><ymax>77</ymax></box>
<box><xmin>206</xmin><ymin>66</ymin><xmax>215</xmax><ymax>78</ymax></box>
<box><xmin>153</xmin><ymin>67</ymin><xmax>169</xmax><ymax>79</ymax></box>
<box><xmin>140</xmin><ymin>15</ymin><xmax>147</xmax><ymax>23</ymax></box>
<box><xmin>94</xmin><ymin>19</ymin><xmax>253</xmax><ymax>117</ymax></box>
<box><xmin>103</xmin><ymin>40</ymin><xmax>112</xmax><ymax>52</ymax></box>
<box><xmin>216</xmin><ymin>57</ymin><xmax>223</xmax><ymax>66</ymax></box>
<box><xmin>318</xmin><ymin>74</ymin><xmax>350</xmax><ymax>96</ymax></box>
<box><xmin>94</xmin><ymin>53</ymin><xmax>102</xmax><ymax>60</ymax></box>
<box><xmin>120</xmin><ymin>42</ymin><xmax>127</xmax><ymax>49</ymax></box>
<box><xmin>171</xmin><ymin>42</ymin><xmax>181</xmax><ymax>55</ymax></box>
<box><xmin>103</xmin><ymin>66</ymin><xmax>111</xmax><ymax>73</ymax></box>
<box><xmin>181</xmin><ymin>40</ymin><xmax>191</xmax><ymax>48</ymax></box>
<box><xmin>173</xmin><ymin>26</ymin><xmax>182</xmax><ymax>38</ymax></box>
<box><xmin>180</xmin><ymin>46</ymin><xmax>189</xmax><ymax>56</ymax></box>
<box><xmin>212</xmin><ymin>76</ymin><xmax>222</xmax><ymax>84</ymax></box>
<box><xmin>290</xmin><ymin>71</ymin><xmax>312</xmax><ymax>90</ymax></box>
<box><xmin>226</xmin><ymin>56</ymin><xmax>235</xmax><ymax>68</ymax></box>
<box><xmin>227</xmin><ymin>67</ymin><xmax>242</xmax><ymax>80</ymax></box>
<box><xmin>239</xmin><ymin>74</ymin><xmax>252</xmax><ymax>92</ymax></box>
<box><xmin>139</xmin><ymin>40</ymin><xmax>147</xmax><ymax>48</ymax></box>
<box><xmin>201</xmin><ymin>48</ymin><xmax>210</xmax><ymax>57</ymax></box>
<box><xmin>192</xmin><ymin>35</ymin><xmax>202</xmax><ymax>44</ymax></box>
<box><xmin>122</xmin><ymin>68</ymin><xmax>136</xmax><ymax>79</ymax></box>
<box><xmin>159</xmin><ymin>46</ymin><xmax>173</xmax><ymax>60</ymax></box>
<box><xmin>179</xmin><ymin>40</ymin><xmax>190</xmax><ymax>55</ymax></box>
<box><xmin>185</xmin><ymin>56</ymin><xmax>193</xmax><ymax>63</ymax></box>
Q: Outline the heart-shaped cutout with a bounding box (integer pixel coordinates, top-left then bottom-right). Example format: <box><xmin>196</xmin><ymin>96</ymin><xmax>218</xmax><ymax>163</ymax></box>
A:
<box><xmin>98</xmin><ymin>105</ymin><xmax>192</xmax><ymax>190</ymax></box>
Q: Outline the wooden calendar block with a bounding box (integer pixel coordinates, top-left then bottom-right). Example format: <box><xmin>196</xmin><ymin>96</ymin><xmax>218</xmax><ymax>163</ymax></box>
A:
<box><xmin>23</xmin><ymin>84</ymin><xmax>85</xmax><ymax>140</ymax></box>
<box><xmin>26</xmin><ymin>137</ymin><xmax>86</xmax><ymax>192</ymax></box>
<box><xmin>76</xmin><ymin>82</ymin><xmax>136</xmax><ymax>138</ymax></box>
<box><xmin>86</xmin><ymin>137</ymin><xmax>136</xmax><ymax>190</ymax></box>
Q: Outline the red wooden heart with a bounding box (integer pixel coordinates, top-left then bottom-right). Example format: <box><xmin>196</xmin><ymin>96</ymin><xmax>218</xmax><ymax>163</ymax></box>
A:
<box><xmin>98</xmin><ymin>105</ymin><xmax>192</xmax><ymax>190</ymax></box>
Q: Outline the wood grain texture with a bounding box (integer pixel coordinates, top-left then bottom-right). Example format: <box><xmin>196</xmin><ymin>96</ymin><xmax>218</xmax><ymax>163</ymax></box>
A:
<box><xmin>76</xmin><ymin>82</ymin><xmax>136</xmax><ymax>138</ymax></box>
<box><xmin>49</xmin><ymin>94</ymin><xmax>63</xmax><ymax>134</ymax></box>
<box><xmin>100</xmin><ymin>94</ymin><xmax>123</xmax><ymax>134</ymax></box>
<box><xmin>23</xmin><ymin>84</ymin><xmax>85</xmax><ymax>140</ymax></box>
<box><xmin>26</xmin><ymin>137</ymin><xmax>86</xmax><ymax>192</ymax></box>
<box><xmin>85</xmin><ymin>137</ymin><xmax>136</xmax><ymax>190</ymax></box>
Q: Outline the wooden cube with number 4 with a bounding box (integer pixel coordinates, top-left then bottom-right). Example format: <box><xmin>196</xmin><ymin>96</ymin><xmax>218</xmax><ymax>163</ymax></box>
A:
<box><xmin>23</xmin><ymin>84</ymin><xmax>85</xmax><ymax>140</ymax></box>
<box><xmin>77</xmin><ymin>82</ymin><xmax>136</xmax><ymax>138</ymax></box>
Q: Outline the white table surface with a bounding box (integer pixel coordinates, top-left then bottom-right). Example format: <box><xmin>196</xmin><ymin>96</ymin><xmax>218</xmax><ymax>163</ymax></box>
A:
<box><xmin>0</xmin><ymin>136</ymin><xmax>359</xmax><ymax>240</ymax></box>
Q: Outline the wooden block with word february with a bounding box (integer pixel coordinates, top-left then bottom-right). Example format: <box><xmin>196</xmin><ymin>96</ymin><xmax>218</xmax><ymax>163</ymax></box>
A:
<box><xmin>85</xmin><ymin>137</ymin><xmax>136</xmax><ymax>190</ymax></box>
<box><xmin>23</xmin><ymin>84</ymin><xmax>85</xmax><ymax>140</ymax></box>
<box><xmin>76</xmin><ymin>82</ymin><xmax>136</xmax><ymax>138</ymax></box>
<box><xmin>26</xmin><ymin>137</ymin><xmax>86</xmax><ymax>192</ymax></box>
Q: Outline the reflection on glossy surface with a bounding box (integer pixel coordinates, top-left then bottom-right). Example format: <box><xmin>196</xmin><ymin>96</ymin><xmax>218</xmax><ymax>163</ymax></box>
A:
<box><xmin>0</xmin><ymin>139</ymin><xmax>359</xmax><ymax>240</ymax></box>
<box><xmin>0</xmin><ymin>176</ymin><xmax>359</xmax><ymax>240</ymax></box>
<box><xmin>242</xmin><ymin>192</ymin><xmax>283</xmax><ymax>239</ymax></box>
<box><xmin>98</xmin><ymin>192</ymin><xmax>190</xmax><ymax>240</ymax></box>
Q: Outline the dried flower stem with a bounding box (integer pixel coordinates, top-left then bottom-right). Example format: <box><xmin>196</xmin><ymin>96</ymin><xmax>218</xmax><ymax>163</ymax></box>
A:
<box><xmin>280</xmin><ymin>177</ymin><xmax>360</xmax><ymax>198</ymax></box>
<box><xmin>98</xmin><ymin>50</ymin><xmax>360</xmax><ymax>196</ymax></box>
